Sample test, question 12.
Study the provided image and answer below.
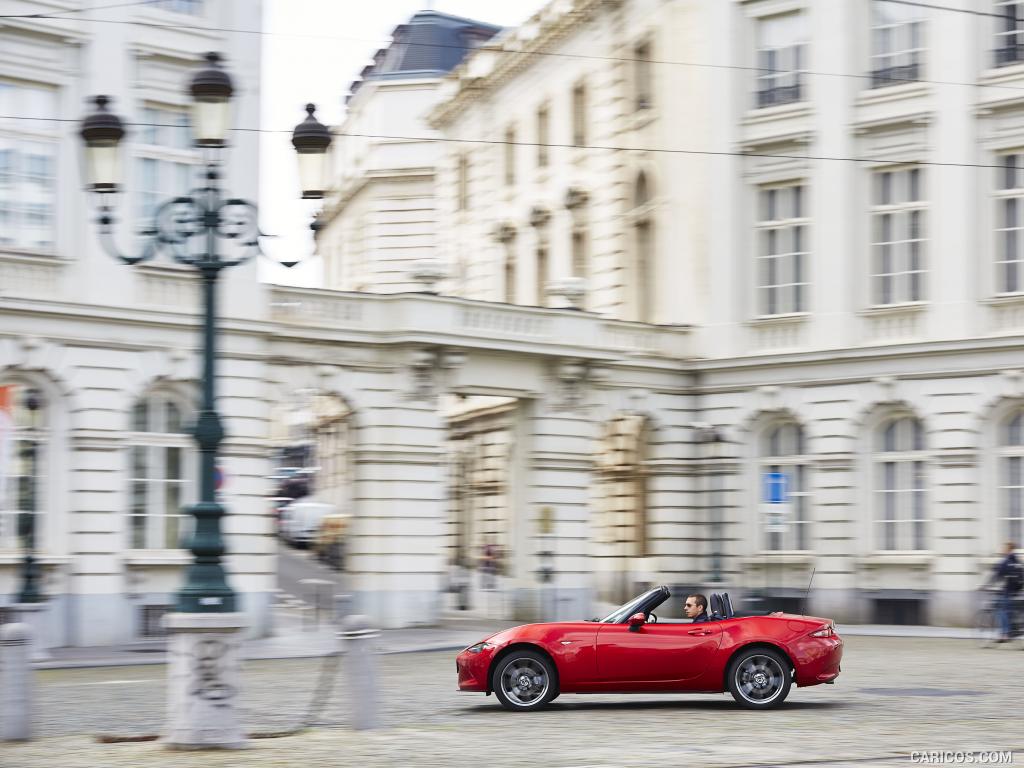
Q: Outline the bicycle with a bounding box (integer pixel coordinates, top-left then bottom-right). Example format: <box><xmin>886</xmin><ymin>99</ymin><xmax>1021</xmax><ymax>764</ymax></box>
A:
<box><xmin>975</xmin><ymin>585</ymin><xmax>1024</xmax><ymax>647</ymax></box>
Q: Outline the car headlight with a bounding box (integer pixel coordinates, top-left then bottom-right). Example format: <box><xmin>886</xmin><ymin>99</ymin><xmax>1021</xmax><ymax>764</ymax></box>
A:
<box><xmin>466</xmin><ymin>641</ymin><xmax>495</xmax><ymax>654</ymax></box>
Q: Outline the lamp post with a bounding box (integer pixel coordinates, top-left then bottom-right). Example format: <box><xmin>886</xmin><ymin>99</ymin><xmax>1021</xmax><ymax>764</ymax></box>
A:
<box><xmin>16</xmin><ymin>389</ymin><xmax>43</xmax><ymax>604</ymax></box>
<box><xmin>697</xmin><ymin>425</ymin><xmax>726</xmax><ymax>585</ymax></box>
<box><xmin>78</xmin><ymin>52</ymin><xmax>331</xmax><ymax>749</ymax></box>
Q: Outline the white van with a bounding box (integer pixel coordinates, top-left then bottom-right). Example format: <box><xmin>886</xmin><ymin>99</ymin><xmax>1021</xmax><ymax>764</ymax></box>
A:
<box><xmin>280</xmin><ymin>501</ymin><xmax>335</xmax><ymax>548</ymax></box>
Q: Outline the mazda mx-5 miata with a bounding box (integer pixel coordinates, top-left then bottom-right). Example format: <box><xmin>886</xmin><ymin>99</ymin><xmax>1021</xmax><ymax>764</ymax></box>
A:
<box><xmin>456</xmin><ymin>586</ymin><xmax>842</xmax><ymax>711</ymax></box>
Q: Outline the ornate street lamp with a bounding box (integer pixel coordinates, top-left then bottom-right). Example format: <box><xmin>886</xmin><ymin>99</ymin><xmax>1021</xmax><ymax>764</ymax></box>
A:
<box><xmin>697</xmin><ymin>425</ymin><xmax>727</xmax><ymax>585</ymax></box>
<box><xmin>16</xmin><ymin>388</ymin><xmax>43</xmax><ymax>604</ymax></box>
<box><xmin>79</xmin><ymin>53</ymin><xmax>331</xmax><ymax>749</ymax></box>
<box><xmin>79</xmin><ymin>63</ymin><xmax>332</xmax><ymax>615</ymax></box>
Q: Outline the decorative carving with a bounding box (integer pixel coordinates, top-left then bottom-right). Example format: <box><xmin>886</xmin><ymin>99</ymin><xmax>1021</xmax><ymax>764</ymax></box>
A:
<box><xmin>409</xmin><ymin>347</ymin><xmax>438</xmax><ymax>400</ymax></box>
<box><xmin>546</xmin><ymin>277</ymin><xmax>587</xmax><ymax>310</ymax></box>
<box><xmin>492</xmin><ymin>222</ymin><xmax>517</xmax><ymax>243</ymax></box>
<box><xmin>554</xmin><ymin>357</ymin><xmax>588</xmax><ymax>410</ymax></box>
<box><xmin>529</xmin><ymin>206</ymin><xmax>551</xmax><ymax>229</ymax></box>
<box><xmin>409</xmin><ymin>259</ymin><xmax>448</xmax><ymax>294</ymax></box>
<box><xmin>563</xmin><ymin>187</ymin><xmax>589</xmax><ymax>210</ymax></box>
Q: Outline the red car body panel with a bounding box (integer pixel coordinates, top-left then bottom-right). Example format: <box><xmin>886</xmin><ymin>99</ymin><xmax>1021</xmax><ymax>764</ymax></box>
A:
<box><xmin>456</xmin><ymin>611</ymin><xmax>842</xmax><ymax>696</ymax></box>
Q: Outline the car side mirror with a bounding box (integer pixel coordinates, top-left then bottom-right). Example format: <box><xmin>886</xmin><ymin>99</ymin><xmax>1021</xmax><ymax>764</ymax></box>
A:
<box><xmin>628</xmin><ymin>612</ymin><xmax>646</xmax><ymax>631</ymax></box>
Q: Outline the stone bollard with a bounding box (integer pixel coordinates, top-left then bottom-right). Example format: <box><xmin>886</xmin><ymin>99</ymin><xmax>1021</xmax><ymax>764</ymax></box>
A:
<box><xmin>1</xmin><ymin>623</ymin><xmax>32</xmax><ymax>741</ymax></box>
<box><xmin>340</xmin><ymin>614</ymin><xmax>380</xmax><ymax>730</ymax></box>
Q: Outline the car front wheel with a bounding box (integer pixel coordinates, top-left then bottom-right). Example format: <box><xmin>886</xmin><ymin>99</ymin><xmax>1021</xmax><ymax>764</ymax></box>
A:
<box><xmin>727</xmin><ymin>648</ymin><xmax>792</xmax><ymax>709</ymax></box>
<box><xmin>491</xmin><ymin>650</ymin><xmax>558</xmax><ymax>712</ymax></box>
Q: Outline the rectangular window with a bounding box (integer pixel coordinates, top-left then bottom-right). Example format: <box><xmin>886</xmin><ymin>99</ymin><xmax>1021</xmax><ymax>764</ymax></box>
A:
<box><xmin>871</xmin><ymin>167</ymin><xmax>926</xmax><ymax>305</ymax></box>
<box><xmin>134</xmin><ymin>105</ymin><xmax>195</xmax><ymax>227</ymax></box>
<box><xmin>756</xmin><ymin>12</ymin><xmax>806</xmax><ymax>108</ymax></box>
<box><xmin>536</xmin><ymin>244</ymin><xmax>548</xmax><ymax>305</ymax></box>
<box><xmin>0</xmin><ymin>81</ymin><xmax>58</xmax><ymax>252</ymax></box>
<box><xmin>572</xmin><ymin>83</ymin><xmax>587</xmax><ymax>146</ymax></box>
<box><xmin>634</xmin><ymin>41</ymin><xmax>652</xmax><ymax>110</ymax></box>
<box><xmin>871</xmin><ymin>0</ymin><xmax>924</xmax><ymax>87</ymax></box>
<box><xmin>995</xmin><ymin>0</ymin><xmax>1024</xmax><ymax>67</ymax></box>
<box><xmin>1003</xmin><ymin>455</ymin><xmax>1024</xmax><ymax>544</ymax></box>
<box><xmin>504</xmin><ymin>125</ymin><xmax>516</xmax><ymax>185</ymax></box>
<box><xmin>536</xmin><ymin>104</ymin><xmax>549</xmax><ymax>168</ymax></box>
<box><xmin>996</xmin><ymin>153</ymin><xmax>1024</xmax><ymax>293</ymax></box>
<box><xmin>572</xmin><ymin>228</ymin><xmax>587</xmax><ymax>280</ymax></box>
<box><xmin>755</xmin><ymin>183</ymin><xmax>808</xmax><ymax>316</ymax></box>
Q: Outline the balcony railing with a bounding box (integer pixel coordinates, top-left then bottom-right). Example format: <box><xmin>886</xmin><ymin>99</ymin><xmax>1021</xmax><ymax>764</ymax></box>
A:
<box><xmin>870</xmin><ymin>62</ymin><xmax>920</xmax><ymax>89</ymax></box>
<box><xmin>755</xmin><ymin>82</ymin><xmax>802</xmax><ymax>109</ymax></box>
<box><xmin>995</xmin><ymin>43</ymin><xmax>1024</xmax><ymax>67</ymax></box>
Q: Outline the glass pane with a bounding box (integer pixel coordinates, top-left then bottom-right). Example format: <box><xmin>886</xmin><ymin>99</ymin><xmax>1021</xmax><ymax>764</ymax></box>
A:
<box><xmin>166</xmin><ymin>402</ymin><xmax>182</xmax><ymax>433</ymax></box>
<box><xmin>884</xmin><ymin>421</ymin><xmax>897</xmax><ymax>452</ymax></box>
<box><xmin>1004</xmin><ymin>155</ymin><xmax>1017</xmax><ymax>191</ymax></box>
<box><xmin>132</xmin><ymin>401</ymin><xmax>148</xmax><ymax>432</ymax></box>
<box><xmin>909</xmin><ymin>168</ymin><xmax>921</xmax><ymax>201</ymax></box>
<box><xmin>166</xmin><ymin>446</ymin><xmax>181</xmax><ymax>480</ymax></box>
<box><xmin>131</xmin><ymin>481</ymin><xmax>147</xmax><ymax>549</ymax></box>
<box><xmin>131</xmin><ymin>445</ymin><xmax>147</xmax><ymax>478</ymax></box>
<box><xmin>165</xmin><ymin>483</ymin><xmax>181</xmax><ymax>547</ymax></box>
<box><xmin>1009</xmin><ymin>414</ymin><xmax>1023</xmax><ymax>446</ymax></box>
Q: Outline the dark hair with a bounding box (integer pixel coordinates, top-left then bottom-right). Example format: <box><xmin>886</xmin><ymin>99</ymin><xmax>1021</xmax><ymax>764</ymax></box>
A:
<box><xmin>687</xmin><ymin>593</ymin><xmax>707</xmax><ymax>611</ymax></box>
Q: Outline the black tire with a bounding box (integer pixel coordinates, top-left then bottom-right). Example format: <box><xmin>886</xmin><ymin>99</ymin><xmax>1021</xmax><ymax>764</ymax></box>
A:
<box><xmin>491</xmin><ymin>649</ymin><xmax>558</xmax><ymax>712</ymax></box>
<box><xmin>727</xmin><ymin>647</ymin><xmax>792</xmax><ymax>709</ymax></box>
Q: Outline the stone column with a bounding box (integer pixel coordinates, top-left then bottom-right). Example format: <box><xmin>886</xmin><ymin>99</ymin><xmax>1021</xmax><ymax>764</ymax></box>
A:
<box><xmin>163</xmin><ymin>612</ymin><xmax>247</xmax><ymax>749</ymax></box>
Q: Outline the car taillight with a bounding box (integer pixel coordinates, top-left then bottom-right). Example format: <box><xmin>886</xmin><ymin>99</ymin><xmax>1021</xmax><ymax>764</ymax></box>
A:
<box><xmin>810</xmin><ymin>624</ymin><xmax>834</xmax><ymax>638</ymax></box>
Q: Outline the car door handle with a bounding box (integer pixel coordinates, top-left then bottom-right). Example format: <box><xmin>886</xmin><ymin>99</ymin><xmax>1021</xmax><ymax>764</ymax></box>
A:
<box><xmin>687</xmin><ymin>629</ymin><xmax>712</xmax><ymax>635</ymax></box>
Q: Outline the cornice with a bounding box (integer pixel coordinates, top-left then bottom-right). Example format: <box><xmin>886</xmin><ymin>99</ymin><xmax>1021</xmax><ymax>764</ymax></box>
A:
<box><xmin>429</xmin><ymin>0</ymin><xmax>607</xmax><ymax>129</ymax></box>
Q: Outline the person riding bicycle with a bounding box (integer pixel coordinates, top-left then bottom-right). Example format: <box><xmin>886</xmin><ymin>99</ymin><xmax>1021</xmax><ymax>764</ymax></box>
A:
<box><xmin>988</xmin><ymin>541</ymin><xmax>1023</xmax><ymax>642</ymax></box>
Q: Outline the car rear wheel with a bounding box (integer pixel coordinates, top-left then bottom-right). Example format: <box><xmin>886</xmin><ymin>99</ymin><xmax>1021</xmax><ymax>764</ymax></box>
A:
<box><xmin>491</xmin><ymin>650</ymin><xmax>558</xmax><ymax>712</ymax></box>
<box><xmin>727</xmin><ymin>648</ymin><xmax>791</xmax><ymax>709</ymax></box>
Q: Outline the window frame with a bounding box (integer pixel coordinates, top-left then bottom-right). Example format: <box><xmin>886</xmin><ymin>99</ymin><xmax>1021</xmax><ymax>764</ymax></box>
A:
<box><xmin>994</xmin><ymin>152</ymin><xmax>1024</xmax><ymax>294</ymax></box>
<box><xmin>633</xmin><ymin>39</ymin><xmax>653</xmax><ymax>111</ymax></box>
<box><xmin>872</xmin><ymin>415</ymin><xmax>929</xmax><ymax>552</ymax></box>
<box><xmin>755</xmin><ymin>181</ymin><xmax>809</xmax><ymax>317</ymax></box>
<box><xmin>0</xmin><ymin>382</ymin><xmax>50</xmax><ymax>552</ymax></box>
<box><xmin>869</xmin><ymin>165</ymin><xmax>927</xmax><ymax>306</ymax></box>
<box><xmin>126</xmin><ymin>391</ymin><xmax>194</xmax><ymax>551</ymax></box>
<box><xmin>536</xmin><ymin>102</ymin><xmax>550</xmax><ymax>169</ymax></box>
<box><xmin>994</xmin><ymin>0</ymin><xmax>1024</xmax><ymax>67</ymax></box>
<box><xmin>869</xmin><ymin>0</ymin><xmax>926</xmax><ymax>88</ymax></box>
<box><xmin>754</xmin><ymin>11</ymin><xmax>807</xmax><ymax>109</ymax></box>
<box><xmin>759</xmin><ymin>422</ymin><xmax>812</xmax><ymax>552</ymax></box>
<box><xmin>133</xmin><ymin>103</ymin><xmax>197</xmax><ymax>229</ymax></box>
<box><xmin>999</xmin><ymin>410</ymin><xmax>1024</xmax><ymax>545</ymax></box>
<box><xmin>0</xmin><ymin>78</ymin><xmax>60</xmax><ymax>254</ymax></box>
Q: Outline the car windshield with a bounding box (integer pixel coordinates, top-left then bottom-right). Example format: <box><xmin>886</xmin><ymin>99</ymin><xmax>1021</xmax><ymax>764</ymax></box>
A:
<box><xmin>599</xmin><ymin>587</ymin><xmax>665</xmax><ymax>624</ymax></box>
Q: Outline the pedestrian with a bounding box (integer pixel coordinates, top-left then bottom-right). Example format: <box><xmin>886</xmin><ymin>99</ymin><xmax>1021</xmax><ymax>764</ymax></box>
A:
<box><xmin>988</xmin><ymin>541</ymin><xmax>1022</xmax><ymax>642</ymax></box>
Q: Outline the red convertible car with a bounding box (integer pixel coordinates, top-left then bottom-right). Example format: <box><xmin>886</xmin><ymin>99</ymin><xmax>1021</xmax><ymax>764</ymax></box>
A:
<box><xmin>456</xmin><ymin>586</ymin><xmax>842</xmax><ymax>711</ymax></box>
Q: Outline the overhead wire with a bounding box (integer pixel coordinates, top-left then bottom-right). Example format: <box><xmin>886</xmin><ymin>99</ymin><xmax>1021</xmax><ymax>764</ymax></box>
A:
<box><xmin>2</xmin><ymin>113</ymin><xmax>1023</xmax><ymax>173</ymax></box>
<box><xmin>2</xmin><ymin>0</ymin><xmax>1024</xmax><ymax>95</ymax></box>
<box><xmin>0</xmin><ymin>0</ymin><xmax>167</xmax><ymax>18</ymax></box>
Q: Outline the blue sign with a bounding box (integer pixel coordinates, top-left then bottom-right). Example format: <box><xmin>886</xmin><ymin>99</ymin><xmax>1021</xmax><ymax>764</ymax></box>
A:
<box><xmin>763</xmin><ymin>471</ymin><xmax>789</xmax><ymax>505</ymax></box>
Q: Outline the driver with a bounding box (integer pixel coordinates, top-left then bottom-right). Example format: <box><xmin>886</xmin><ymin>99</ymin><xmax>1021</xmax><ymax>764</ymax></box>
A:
<box><xmin>684</xmin><ymin>594</ymin><xmax>709</xmax><ymax>623</ymax></box>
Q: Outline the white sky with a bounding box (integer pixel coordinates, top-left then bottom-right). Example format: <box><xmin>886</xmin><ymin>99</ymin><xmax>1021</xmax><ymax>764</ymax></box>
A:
<box><xmin>259</xmin><ymin>0</ymin><xmax>547</xmax><ymax>287</ymax></box>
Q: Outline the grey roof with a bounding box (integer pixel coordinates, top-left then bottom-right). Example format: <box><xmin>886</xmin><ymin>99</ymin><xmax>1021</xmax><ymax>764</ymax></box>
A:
<box><xmin>347</xmin><ymin>10</ymin><xmax>502</xmax><ymax>103</ymax></box>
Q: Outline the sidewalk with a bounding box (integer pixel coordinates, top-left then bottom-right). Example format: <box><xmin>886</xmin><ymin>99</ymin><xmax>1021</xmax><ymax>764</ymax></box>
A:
<box><xmin>33</xmin><ymin>618</ymin><xmax>985</xmax><ymax>670</ymax></box>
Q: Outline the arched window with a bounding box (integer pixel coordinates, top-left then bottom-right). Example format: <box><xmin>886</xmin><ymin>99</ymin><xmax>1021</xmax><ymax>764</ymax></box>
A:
<box><xmin>759</xmin><ymin>421</ymin><xmax>811</xmax><ymax>551</ymax></box>
<box><xmin>128</xmin><ymin>390</ymin><xmax>193</xmax><ymax>549</ymax></box>
<box><xmin>999</xmin><ymin>410</ymin><xmax>1024</xmax><ymax>544</ymax></box>
<box><xmin>873</xmin><ymin>415</ymin><xmax>927</xmax><ymax>551</ymax></box>
<box><xmin>0</xmin><ymin>383</ymin><xmax>48</xmax><ymax>550</ymax></box>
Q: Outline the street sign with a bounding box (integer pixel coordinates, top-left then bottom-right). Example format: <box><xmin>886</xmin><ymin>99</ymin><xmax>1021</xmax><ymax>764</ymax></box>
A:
<box><xmin>762</xmin><ymin>471</ymin><xmax>790</xmax><ymax>533</ymax></box>
<box><xmin>763</xmin><ymin>471</ymin><xmax>789</xmax><ymax>504</ymax></box>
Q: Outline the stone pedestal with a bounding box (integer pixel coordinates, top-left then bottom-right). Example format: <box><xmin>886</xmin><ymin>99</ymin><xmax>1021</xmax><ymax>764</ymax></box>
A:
<box><xmin>163</xmin><ymin>612</ymin><xmax>247</xmax><ymax>750</ymax></box>
<box><xmin>11</xmin><ymin>603</ymin><xmax>50</xmax><ymax>662</ymax></box>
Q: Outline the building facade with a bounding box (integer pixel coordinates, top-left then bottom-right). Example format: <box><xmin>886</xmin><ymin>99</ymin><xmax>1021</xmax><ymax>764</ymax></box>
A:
<box><xmin>0</xmin><ymin>0</ymin><xmax>272</xmax><ymax>646</ymax></box>
<box><xmin>420</xmin><ymin>0</ymin><xmax>1024</xmax><ymax>627</ymax></box>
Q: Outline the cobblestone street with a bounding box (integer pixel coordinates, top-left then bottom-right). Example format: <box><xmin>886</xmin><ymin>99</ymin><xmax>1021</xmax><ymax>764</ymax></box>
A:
<box><xmin>4</xmin><ymin>635</ymin><xmax>1023</xmax><ymax>767</ymax></box>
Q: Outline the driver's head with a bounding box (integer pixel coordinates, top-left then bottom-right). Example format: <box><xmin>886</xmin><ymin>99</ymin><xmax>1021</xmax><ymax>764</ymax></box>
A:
<box><xmin>684</xmin><ymin>594</ymin><xmax>707</xmax><ymax>619</ymax></box>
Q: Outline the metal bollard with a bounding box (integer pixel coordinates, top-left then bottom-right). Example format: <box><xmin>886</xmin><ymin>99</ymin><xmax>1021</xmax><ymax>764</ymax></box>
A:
<box><xmin>1</xmin><ymin>623</ymin><xmax>32</xmax><ymax>741</ymax></box>
<box><xmin>340</xmin><ymin>614</ymin><xmax>380</xmax><ymax>730</ymax></box>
